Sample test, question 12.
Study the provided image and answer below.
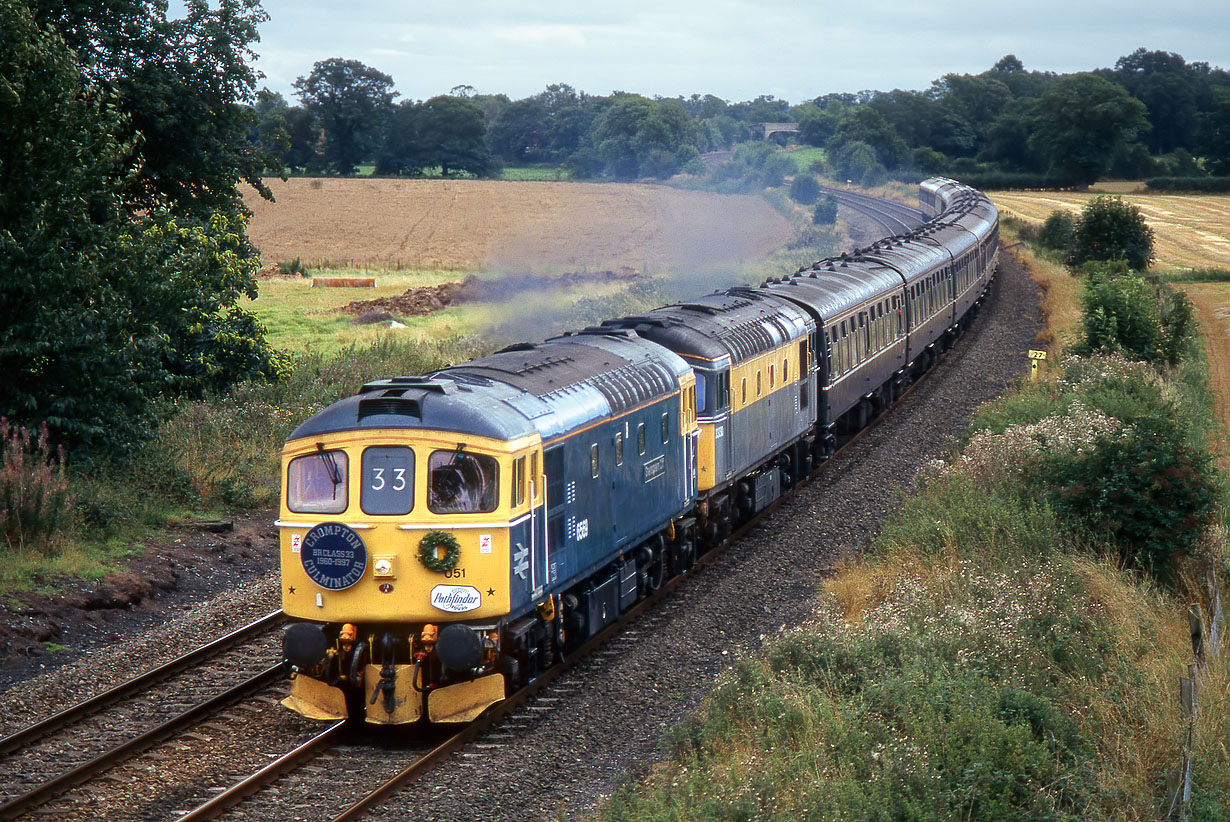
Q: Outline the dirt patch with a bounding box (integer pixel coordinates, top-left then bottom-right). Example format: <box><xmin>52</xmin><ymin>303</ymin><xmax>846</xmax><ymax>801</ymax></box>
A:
<box><xmin>243</xmin><ymin>178</ymin><xmax>794</xmax><ymax>272</ymax></box>
<box><xmin>335</xmin><ymin>268</ymin><xmax>645</xmax><ymax>319</ymax></box>
<box><xmin>0</xmin><ymin>514</ymin><xmax>278</xmax><ymax>681</ymax></box>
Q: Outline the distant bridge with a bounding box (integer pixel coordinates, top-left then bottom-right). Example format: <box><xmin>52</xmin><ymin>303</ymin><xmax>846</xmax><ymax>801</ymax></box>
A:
<box><xmin>754</xmin><ymin>122</ymin><xmax>800</xmax><ymax>140</ymax></box>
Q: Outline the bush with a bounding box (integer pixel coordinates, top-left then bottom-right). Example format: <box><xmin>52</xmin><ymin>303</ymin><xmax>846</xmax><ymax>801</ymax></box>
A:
<box><xmin>812</xmin><ymin>194</ymin><xmax>838</xmax><ymax>225</ymax></box>
<box><xmin>788</xmin><ymin>173</ymin><xmax>821</xmax><ymax>204</ymax></box>
<box><xmin>278</xmin><ymin>258</ymin><xmax>306</xmax><ymax>276</ymax></box>
<box><xmin>1069</xmin><ymin>265</ymin><xmax>1195</xmax><ymax>367</ymax></box>
<box><xmin>1037</xmin><ymin>424</ymin><xmax>1218</xmax><ymax>576</ymax></box>
<box><xmin>1</xmin><ymin>418</ymin><xmax>72</xmax><ymax>552</ymax></box>
<box><xmin>1147</xmin><ymin>176</ymin><xmax>1230</xmax><ymax>193</ymax></box>
<box><xmin>759</xmin><ymin>153</ymin><xmax>796</xmax><ymax>188</ymax></box>
<box><xmin>1067</xmin><ymin>196</ymin><xmax>1155</xmax><ymax>271</ymax></box>
<box><xmin>1037</xmin><ymin>210</ymin><xmax>1075</xmax><ymax>253</ymax></box>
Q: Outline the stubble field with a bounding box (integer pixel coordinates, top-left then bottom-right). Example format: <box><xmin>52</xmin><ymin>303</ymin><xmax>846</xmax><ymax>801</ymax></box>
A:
<box><xmin>990</xmin><ymin>190</ymin><xmax>1230</xmax><ymax>270</ymax></box>
<box><xmin>243</xmin><ymin>178</ymin><xmax>794</xmax><ymax>272</ymax></box>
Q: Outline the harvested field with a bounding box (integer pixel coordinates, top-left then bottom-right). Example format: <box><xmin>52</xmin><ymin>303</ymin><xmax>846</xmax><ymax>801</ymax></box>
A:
<box><xmin>243</xmin><ymin>178</ymin><xmax>794</xmax><ymax>272</ymax></box>
<box><xmin>990</xmin><ymin>191</ymin><xmax>1230</xmax><ymax>270</ymax></box>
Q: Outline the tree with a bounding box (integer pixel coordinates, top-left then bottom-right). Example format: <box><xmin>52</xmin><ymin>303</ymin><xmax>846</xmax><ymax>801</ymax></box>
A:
<box><xmin>1028</xmin><ymin>74</ymin><xmax>1148</xmax><ymax>185</ymax></box>
<box><xmin>828</xmin><ymin>140</ymin><xmax>887</xmax><ymax>186</ymax></box>
<box><xmin>826</xmin><ymin>107</ymin><xmax>909</xmax><ymax>170</ymax></box>
<box><xmin>417</xmin><ymin>95</ymin><xmax>498</xmax><ymax>177</ymax></box>
<box><xmin>1111</xmin><ymin>49</ymin><xmax>1199</xmax><ymax>155</ymax></box>
<box><xmin>29</xmin><ymin>0</ymin><xmax>277</xmax><ymax>224</ymax></box>
<box><xmin>589</xmin><ymin>94</ymin><xmax>697</xmax><ymax>180</ymax></box>
<box><xmin>375</xmin><ymin>100</ymin><xmax>423</xmax><ymax>175</ymax></box>
<box><xmin>2</xmin><ymin>0</ymin><xmax>284</xmax><ymax>455</ymax></box>
<box><xmin>294</xmin><ymin>58</ymin><xmax>397</xmax><ymax>175</ymax></box>
<box><xmin>1067</xmin><ymin>196</ymin><xmax>1155</xmax><ymax>271</ymax></box>
<box><xmin>929</xmin><ymin>74</ymin><xmax>1011</xmax><ymax>157</ymax></box>
<box><xmin>1198</xmin><ymin>89</ymin><xmax>1230</xmax><ymax>175</ymax></box>
<box><xmin>489</xmin><ymin>97</ymin><xmax>551</xmax><ymax>163</ymax></box>
<box><xmin>795</xmin><ymin>103</ymin><xmax>844</xmax><ymax>147</ymax></box>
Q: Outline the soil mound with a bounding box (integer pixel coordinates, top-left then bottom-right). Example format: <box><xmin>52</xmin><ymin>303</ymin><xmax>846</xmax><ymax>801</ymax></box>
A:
<box><xmin>336</xmin><ymin>268</ymin><xmax>644</xmax><ymax>320</ymax></box>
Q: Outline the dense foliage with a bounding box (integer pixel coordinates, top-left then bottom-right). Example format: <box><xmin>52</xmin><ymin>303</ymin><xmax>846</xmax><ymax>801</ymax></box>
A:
<box><xmin>1</xmin><ymin>0</ymin><xmax>283</xmax><ymax>456</ymax></box>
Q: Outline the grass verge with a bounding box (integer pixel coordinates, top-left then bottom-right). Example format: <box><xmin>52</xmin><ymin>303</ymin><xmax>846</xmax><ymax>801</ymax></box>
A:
<box><xmin>598</xmin><ymin>241</ymin><xmax>1229</xmax><ymax>821</ymax></box>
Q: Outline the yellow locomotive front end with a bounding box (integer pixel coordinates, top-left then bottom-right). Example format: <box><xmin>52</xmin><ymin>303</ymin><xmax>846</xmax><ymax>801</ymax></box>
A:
<box><xmin>278</xmin><ymin>424</ymin><xmax>543</xmax><ymax>725</ymax></box>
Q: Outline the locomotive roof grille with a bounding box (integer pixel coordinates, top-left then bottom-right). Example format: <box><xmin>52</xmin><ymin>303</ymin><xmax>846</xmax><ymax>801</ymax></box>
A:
<box><xmin>357</xmin><ymin>395</ymin><xmax>422</xmax><ymax>420</ymax></box>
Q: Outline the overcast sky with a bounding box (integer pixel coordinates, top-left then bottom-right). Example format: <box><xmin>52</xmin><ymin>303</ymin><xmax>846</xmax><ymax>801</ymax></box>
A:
<box><xmin>247</xmin><ymin>0</ymin><xmax>1230</xmax><ymax>105</ymax></box>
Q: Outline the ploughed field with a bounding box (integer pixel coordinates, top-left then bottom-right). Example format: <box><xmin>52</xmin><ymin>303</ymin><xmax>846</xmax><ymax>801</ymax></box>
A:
<box><xmin>243</xmin><ymin>178</ymin><xmax>794</xmax><ymax>272</ymax></box>
<box><xmin>990</xmin><ymin>191</ymin><xmax>1230</xmax><ymax>270</ymax></box>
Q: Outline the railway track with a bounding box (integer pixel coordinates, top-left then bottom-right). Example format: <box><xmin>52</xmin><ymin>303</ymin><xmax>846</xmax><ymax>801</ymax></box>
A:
<box><xmin>0</xmin><ymin>611</ymin><xmax>285</xmax><ymax>821</ymax></box>
<box><xmin>819</xmin><ymin>184</ymin><xmax>927</xmax><ymax>236</ymax></box>
<box><xmin>164</xmin><ymin>331</ymin><xmax>959</xmax><ymax>822</ymax></box>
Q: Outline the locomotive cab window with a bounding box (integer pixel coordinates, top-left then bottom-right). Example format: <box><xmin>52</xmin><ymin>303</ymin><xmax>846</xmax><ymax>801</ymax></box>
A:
<box><xmin>427</xmin><ymin>449</ymin><xmax>498</xmax><ymax>514</ymax></box>
<box><xmin>695</xmin><ymin>372</ymin><xmax>708</xmax><ymax>414</ymax></box>
<box><xmin>615</xmin><ymin>431</ymin><xmax>625</xmax><ymax>465</ymax></box>
<box><xmin>591</xmin><ymin>443</ymin><xmax>600</xmax><ymax>478</ymax></box>
<box><xmin>288</xmin><ymin>450</ymin><xmax>349</xmax><ymax>514</ymax></box>
<box><xmin>637</xmin><ymin>422</ymin><xmax>646</xmax><ymax>455</ymax></box>
<box><xmin>511</xmin><ymin>456</ymin><xmax>526</xmax><ymax>508</ymax></box>
<box><xmin>661</xmin><ymin>412</ymin><xmax>670</xmax><ymax>443</ymax></box>
<box><xmin>361</xmin><ymin>446</ymin><xmax>414</xmax><ymax>516</ymax></box>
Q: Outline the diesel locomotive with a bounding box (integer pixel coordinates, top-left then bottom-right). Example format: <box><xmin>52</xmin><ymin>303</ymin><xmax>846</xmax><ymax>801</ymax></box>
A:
<box><xmin>277</xmin><ymin>177</ymin><xmax>999</xmax><ymax>725</ymax></box>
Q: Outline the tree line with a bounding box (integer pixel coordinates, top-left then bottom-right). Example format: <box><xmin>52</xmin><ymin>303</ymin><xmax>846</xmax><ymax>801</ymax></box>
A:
<box><xmin>258</xmin><ymin>49</ymin><xmax>1230</xmax><ymax>188</ymax></box>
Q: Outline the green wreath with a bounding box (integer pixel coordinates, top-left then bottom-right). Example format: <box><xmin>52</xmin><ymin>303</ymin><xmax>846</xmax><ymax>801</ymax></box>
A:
<box><xmin>418</xmin><ymin>530</ymin><xmax>461</xmax><ymax>573</ymax></box>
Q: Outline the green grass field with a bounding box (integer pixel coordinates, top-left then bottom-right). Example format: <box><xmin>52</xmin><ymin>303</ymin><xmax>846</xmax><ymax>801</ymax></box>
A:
<box><xmin>784</xmin><ymin>146</ymin><xmax>826</xmax><ymax>173</ymax></box>
<box><xmin>500</xmin><ymin>165</ymin><xmax>568</xmax><ymax>181</ymax></box>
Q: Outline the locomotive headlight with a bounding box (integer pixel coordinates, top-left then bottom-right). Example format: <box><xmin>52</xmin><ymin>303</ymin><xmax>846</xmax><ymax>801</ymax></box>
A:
<box><xmin>374</xmin><ymin>557</ymin><xmax>395</xmax><ymax>578</ymax></box>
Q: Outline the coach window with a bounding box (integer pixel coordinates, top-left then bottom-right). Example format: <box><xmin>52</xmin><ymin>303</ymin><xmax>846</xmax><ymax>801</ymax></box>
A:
<box><xmin>637</xmin><ymin>422</ymin><xmax>646</xmax><ymax>455</ymax></box>
<box><xmin>615</xmin><ymin>431</ymin><xmax>624</xmax><ymax>465</ymax></box>
<box><xmin>661</xmin><ymin>412</ymin><xmax>670</xmax><ymax>444</ymax></box>
<box><xmin>590</xmin><ymin>443</ymin><xmax>600</xmax><ymax>478</ymax></box>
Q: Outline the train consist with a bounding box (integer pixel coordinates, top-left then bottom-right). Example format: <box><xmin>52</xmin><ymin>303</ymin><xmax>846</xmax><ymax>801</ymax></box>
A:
<box><xmin>277</xmin><ymin>177</ymin><xmax>999</xmax><ymax>725</ymax></box>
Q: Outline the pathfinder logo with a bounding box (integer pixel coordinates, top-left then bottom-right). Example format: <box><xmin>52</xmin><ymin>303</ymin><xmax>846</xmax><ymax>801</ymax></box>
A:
<box><xmin>429</xmin><ymin>584</ymin><xmax>482</xmax><ymax>613</ymax></box>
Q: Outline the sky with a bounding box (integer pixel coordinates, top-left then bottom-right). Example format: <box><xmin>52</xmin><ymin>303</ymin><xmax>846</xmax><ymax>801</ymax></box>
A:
<box><xmin>244</xmin><ymin>0</ymin><xmax>1230</xmax><ymax>105</ymax></box>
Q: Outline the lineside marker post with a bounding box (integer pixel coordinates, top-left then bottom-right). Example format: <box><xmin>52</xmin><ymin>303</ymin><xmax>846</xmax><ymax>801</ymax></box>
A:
<box><xmin>1028</xmin><ymin>349</ymin><xmax>1047</xmax><ymax>381</ymax></box>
